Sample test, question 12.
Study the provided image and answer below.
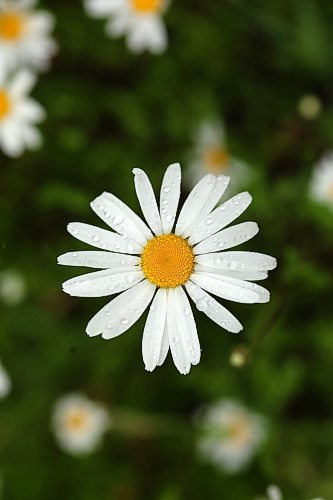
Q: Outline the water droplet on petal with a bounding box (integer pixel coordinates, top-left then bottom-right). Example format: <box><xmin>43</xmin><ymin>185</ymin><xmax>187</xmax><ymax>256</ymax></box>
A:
<box><xmin>92</xmin><ymin>235</ymin><xmax>100</xmax><ymax>243</ymax></box>
<box><xmin>206</xmin><ymin>218</ymin><xmax>213</xmax><ymax>225</ymax></box>
<box><xmin>121</xmin><ymin>319</ymin><xmax>129</xmax><ymax>325</ymax></box>
<box><xmin>173</xmin><ymin>336</ymin><xmax>180</xmax><ymax>344</ymax></box>
<box><xmin>196</xmin><ymin>299</ymin><xmax>208</xmax><ymax>312</ymax></box>
<box><xmin>163</xmin><ymin>187</ymin><xmax>170</xmax><ymax>193</ymax></box>
<box><xmin>114</xmin><ymin>214</ymin><xmax>123</xmax><ymax>225</ymax></box>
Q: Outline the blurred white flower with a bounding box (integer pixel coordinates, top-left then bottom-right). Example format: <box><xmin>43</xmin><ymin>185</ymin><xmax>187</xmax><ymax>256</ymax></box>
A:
<box><xmin>0</xmin><ymin>70</ymin><xmax>44</xmax><ymax>157</ymax></box>
<box><xmin>51</xmin><ymin>393</ymin><xmax>110</xmax><ymax>456</ymax></box>
<box><xmin>0</xmin><ymin>359</ymin><xmax>11</xmax><ymax>399</ymax></box>
<box><xmin>0</xmin><ymin>269</ymin><xmax>26</xmax><ymax>305</ymax></box>
<box><xmin>266</xmin><ymin>485</ymin><xmax>283</xmax><ymax>500</ymax></box>
<box><xmin>186</xmin><ymin>119</ymin><xmax>251</xmax><ymax>193</ymax></box>
<box><xmin>197</xmin><ymin>399</ymin><xmax>267</xmax><ymax>473</ymax></box>
<box><xmin>309</xmin><ymin>152</ymin><xmax>333</xmax><ymax>210</ymax></box>
<box><xmin>0</xmin><ymin>0</ymin><xmax>56</xmax><ymax>78</ymax></box>
<box><xmin>297</xmin><ymin>94</ymin><xmax>322</xmax><ymax>120</ymax></box>
<box><xmin>85</xmin><ymin>0</ymin><xmax>169</xmax><ymax>54</ymax></box>
<box><xmin>58</xmin><ymin>164</ymin><xmax>276</xmax><ymax>375</ymax></box>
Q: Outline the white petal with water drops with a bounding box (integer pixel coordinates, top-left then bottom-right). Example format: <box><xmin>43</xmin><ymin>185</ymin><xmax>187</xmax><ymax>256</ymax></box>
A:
<box><xmin>102</xmin><ymin>281</ymin><xmax>155</xmax><ymax>339</ymax></box>
<box><xmin>91</xmin><ymin>192</ymin><xmax>152</xmax><ymax>246</ymax></box>
<box><xmin>174</xmin><ymin>286</ymin><xmax>201</xmax><ymax>365</ymax></box>
<box><xmin>189</xmin><ymin>192</ymin><xmax>252</xmax><ymax>245</ymax></box>
<box><xmin>191</xmin><ymin>272</ymin><xmax>270</xmax><ymax>304</ymax></box>
<box><xmin>133</xmin><ymin>168</ymin><xmax>163</xmax><ymax>235</ymax></box>
<box><xmin>58</xmin><ymin>251</ymin><xmax>140</xmax><ymax>269</ymax></box>
<box><xmin>185</xmin><ymin>281</ymin><xmax>243</xmax><ymax>333</ymax></box>
<box><xmin>62</xmin><ymin>269</ymin><xmax>144</xmax><ymax>297</ymax></box>
<box><xmin>193</xmin><ymin>222</ymin><xmax>259</xmax><ymax>255</ymax></box>
<box><xmin>195</xmin><ymin>264</ymin><xmax>268</xmax><ymax>281</ymax></box>
<box><xmin>175</xmin><ymin>174</ymin><xmax>216</xmax><ymax>237</ymax></box>
<box><xmin>159</xmin><ymin>163</ymin><xmax>181</xmax><ymax>234</ymax></box>
<box><xmin>86</xmin><ymin>280</ymin><xmax>155</xmax><ymax>338</ymax></box>
<box><xmin>142</xmin><ymin>288</ymin><xmax>167</xmax><ymax>371</ymax></box>
<box><xmin>157</xmin><ymin>323</ymin><xmax>169</xmax><ymax>366</ymax></box>
<box><xmin>67</xmin><ymin>222</ymin><xmax>143</xmax><ymax>254</ymax></box>
<box><xmin>195</xmin><ymin>251</ymin><xmax>277</xmax><ymax>272</ymax></box>
<box><xmin>166</xmin><ymin>289</ymin><xmax>191</xmax><ymax>375</ymax></box>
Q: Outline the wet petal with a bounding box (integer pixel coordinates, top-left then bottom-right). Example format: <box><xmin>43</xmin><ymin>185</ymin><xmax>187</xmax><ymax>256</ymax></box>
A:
<box><xmin>195</xmin><ymin>251</ymin><xmax>277</xmax><ymax>272</ymax></box>
<box><xmin>159</xmin><ymin>163</ymin><xmax>181</xmax><ymax>234</ymax></box>
<box><xmin>58</xmin><ymin>251</ymin><xmax>140</xmax><ymax>269</ymax></box>
<box><xmin>189</xmin><ymin>192</ymin><xmax>252</xmax><ymax>245</ymax></box>
<box><xmin>175</xmin><ymin>174</ymin><xmax>216</xmax><ymax>237</ymax></box>
<box><xmin>133</xmin><ymin>168</ymin><xmax>163</xmax><ymax>235</ymax></box>
<box><xmin>191</xmin><ymin>272</ymin><xmax>270</xmax><ymax>303</ymax></box>
<box><xmin>157</xmin><ymin>323</ymin><xmax>169</xmax><ymax>366</ymax></box>
<box><xmin>195</xmin><ymin>265</ymin><xmax>268</xmax><ymax>281</ymax></box>
<box><xmin>166</xmin><ymin>289</ymin><xmax>191</xmax><ymax>375</ymax></box>
<box><xmin>67</xmin><ymin>222</ymin><xmax>143</xmax><ymax>254</ymax></box>
<box><xmin>175</xmin><ymin>287</ymin><xmax>201</xmax><ymax>365</ymax></box>
<box><xmin>193</xmin><ymin>222</ymin><xmax>259</xmax><ymax>255</ymax></box>
<box><xmin>91</xmin><ymin>191</ymin><xmax>152</xmax><ymax>246</ymax></box>
<box><xmin>185</xmin><ymin>281</ymin><xmax>243</xmax><ymax>333</ymax></box>
<box><xmin>62</xmin><ymin>269</ymin><xmax>144</xmax><ymax>297</ymax></box>
<box><xmin>142</xmin><ymin>288</ymin><xmax>167</xmax><ymax>371</ymax></box>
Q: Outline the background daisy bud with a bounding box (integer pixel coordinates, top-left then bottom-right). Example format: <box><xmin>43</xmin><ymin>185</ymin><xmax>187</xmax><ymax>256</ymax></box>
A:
<box><xmin>0</xmin><ymin>269</ymin><xmax>26</xmax><ymax>305</ymax></box>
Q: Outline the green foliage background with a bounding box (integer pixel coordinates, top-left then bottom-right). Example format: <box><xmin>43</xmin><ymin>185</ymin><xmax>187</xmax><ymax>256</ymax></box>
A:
<box><xmin>1</xmin><ymin>0</ymin><xmax>333</xmax><ymax>498</ymax></box>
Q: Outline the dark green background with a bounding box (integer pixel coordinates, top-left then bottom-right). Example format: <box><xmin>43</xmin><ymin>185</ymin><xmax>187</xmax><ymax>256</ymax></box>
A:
<box><xmin>1</xmin><ymin>0</ymin><xmax>333</xmax><ymax>498</ymax></box>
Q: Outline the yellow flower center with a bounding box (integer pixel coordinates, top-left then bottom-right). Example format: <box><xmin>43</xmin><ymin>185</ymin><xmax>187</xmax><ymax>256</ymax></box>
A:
<box><xmin>141</xmin><ymin>234</ymin><xmax>194</xmax><ymax>288</ymax></box>
<box><xmin>131</xmin><ymin>0</ymin><xmax>162</xmax><ymax>14</ymax></box>
<box><xmin>0</xmin><ymin>12</ymin><xmax>25</xmax><ymax>41</ymax></box>
<box><xmin>65</xmin><ymin>409</ymin><xmax>90</xmax><ymax>432</ymax></box>
<box><xmin>204</xmin><ymin>146</ymin><xmax>229</xmax><ymax>174</ymax></box>
<box><xmin>226</xmin><ymin>415</ymin><xmax>251</xmax><ymax>448</ymax></box>
<box><xmin>0</xmin><ymin>89</ymin><xmax>11</xmax><ymax>120</ymax></box>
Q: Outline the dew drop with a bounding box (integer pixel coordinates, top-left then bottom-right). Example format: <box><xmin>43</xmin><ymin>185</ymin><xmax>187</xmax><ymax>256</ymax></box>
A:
<box><xmin>121</xmin><ymin>319</ymin><xmax>129</xmax><ymax>325</ymax></box>
<box><xmin>173</xmin><ymin>336</ymin><xmax>180</xmax><ymax>344</ymax></box>
<box><xmin>227</xmin><ymin>261</ymin><xmax>237</xmax><ymax>270</ymax></box>
<box><xmin>184</xmin><ymin>308</ymin><xmax>190</xmax><ymax>316</ymax></box>
<box><xmin>214</xmin><ymin>257</ymin><xmax>222</xmax><ymax>266</ymax></box>
<box><xmin>92</xmin><ymin>235</ymin><xmax>100</xmax><ymax>243</ymax></box>
<box><xmin>163</xmin><ymin>187</ymin><xmax>170</xmax><ymax>193</ymax></box>
<box><xmin>161</xmin><ymin>198</ymin><xmax>168</xmax><ymax>205</ymax></box>
<box><xmin>196</xmin><ymin>299</ymin><xmax>208</xmax><ymax>312</ymax></box>
<box><xmin>114</xmin><ymin>214</ymin><xmax>123</xmax><ymax>225</ymax></box>
<box><xmin>72</xmin><ymin>228</ymin><xmax>79</xmax><ymax>235</ymax></box>
<box><xmin>206</xmin><ymin>218</ymin><xmax>213</xmax><ymax>225</ymax></box>
<box><xmin>166</xmin><ymin>215</ymin><xmax>172</xmax><ymax>223</ymax></box>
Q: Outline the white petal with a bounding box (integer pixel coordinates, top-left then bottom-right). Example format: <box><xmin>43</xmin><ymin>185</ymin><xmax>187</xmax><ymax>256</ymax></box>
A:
<box><xmin>8</xmin><ymin>70</ymin><xmax>36</xmax><ymax>97</ymax></box>
<box><xmin>142</xmin><ymin>288</ymin><xmax>167</xmax><ymax>371</ymax></box>
<box><xmin>159</xmin><ymin>163</ymin><xmax>181</xmax><ymax>234</ymax></box>
<box><xmin>67</xmin><ymin>222</ymin><xmax>143</xmax><ymax>254</ymax></box>
<box><xmin>195</xmin><ymin>251</ymin><xmax>277</xmax><ymax>272</ymax></box>
<box><xmin>193</xmin><ymin>222</ymin><xmax>259</xmax><ymax>255</ymax></box>
<box><xmin>191</xmin><ymin>272</ymin><xmax>270</xmax><ymax>304</ymax></box>
<box><xmin>142</xmin><ymin>16</ymin><xmax>168</xmax><ymax>54</ymax></box>
<box><xmin>195</xmin><ymin>265</ymin><xmax>268</xmax><ymax>281</ymax></box>
<box><xmin>90</xmin><ymin>192</ymin><xmax>152</xmax><ymax>246</ymax></box>
<box><xmin>188</xmin><ymin>175</ymin><xmax>230</xmax><ymax>234</ymax></box>
<box><xmin>85</xmin><ymin>0</ymin><xmax>123</xmax><ymax>16</ymax></box>
<box><xmin>174</xmin><ymin>287</ymin><xmax>201</xmax><ymax>365</ymax></box>
<box><xmin>157</xmin><ymin>323</ymin><xmax>169</xmax><ymax>366</ymax></box>
<box><xmin>57</xmin><ymin>251</ymin><xmax>140</xmax><ymax>269</ymax></box>
<box><xmin>15</xmin><ymin>100</ymin><xmax>45</xmax><ymax>122</ymax></box>
<box><xmin>86</xmin><ymin>280</ymin><xmax>155</xmax><ymax>339</ymax></box>
<box><xmin>175</xmin><ymin>174</ymin><xmax>216</xmax><ymax>236</ymax></box>
<box><xmin>185</xmin><ymin>281</ymin><xmax>243</xmax><ymax>333</ymax></box>
<box><xmin>62</xmin><ymin>269</ymin><xmax>144</xmax><ymax>297</ymax></box>
<box><xmin>189</xmin><ymin>192</ymin><xmax>252</xmax><ymax>245</ymax></box>
<box><xmin>133</xmin><ymin>168</ymin><xmax>163</xmax><ymax>235</ymax></box>
<box><xmin>166</xmin><ymin>289</ymin><xmax>191</xmax><ymax>375</ymax></box>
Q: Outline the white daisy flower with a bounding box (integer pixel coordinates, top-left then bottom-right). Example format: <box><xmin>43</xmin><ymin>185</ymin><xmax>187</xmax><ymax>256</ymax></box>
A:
<box><xmin>0</xmin><ymin>0</ymin><xmax>56</xmax><ymax>78</ymax></box>
<box><xmin>0</xmin><ymin>359</ymin><xmax>11</xmax><ymax>399</ymax></box>
<box><xmin>309</xmin><ymin>152</ymin><xmax>333</xmax><ymax>210</ymax></box>
<box><xmin>85</xmin><ymin>0</ymin><xmax>169</xmax><ymax>54</ymax></box>
<box><xmin>51</xmin><ymin>392</ymin><xmax>110</xmax><ymax>456</ymax></box>
<box><xmin>0</xmin><ymin>269</ymin><xmax>26</xmax><ymax>305</ymax></box>
<box><xmin>197</xmin><ymin>399</ymin><xmax>267</xmax><ymax>473</ymax></box>
<box><xmin>0</xmin><ymin>69</ymin><xmax>44</xmax><ymax>157</ymax></box>
<box><xmin>187</xmin><ymin>119</ymin><xmax>251</xmax><ymax>192</ymax></box>
<box><xmin>58</xmin><ymin>163</ymin><xmax>277</xmax><ymax>375</ymax></box>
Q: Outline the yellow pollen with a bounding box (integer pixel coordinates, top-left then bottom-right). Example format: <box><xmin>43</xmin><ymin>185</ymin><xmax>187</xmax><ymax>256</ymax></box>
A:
<box><xmin>141</xmin><ymin>234</ymin><xmax>194</xmax><ymax>288</ymax></box>
<box><xmin>65</xmin><ymin>410</ymin><xmax>90</xmax><ymax>432</ymax></box>
<box><xmin>0</xmin><ymin>12</ymin><xmax>25</xmax><ymax>41</ymax></box>
<box><xmin>131</xmin><ymin>0</ymin><xmax>162</xmax><ymax>14</ymax></box>
<box><xmin>0</xmin><ymin>89</ymin><xmax>11</xmax><ymax>120</ymax></box>
<box><xmin>204</xmin><ymin>146</ymin><xmax>230</xmax><ymax>174</ymax></box>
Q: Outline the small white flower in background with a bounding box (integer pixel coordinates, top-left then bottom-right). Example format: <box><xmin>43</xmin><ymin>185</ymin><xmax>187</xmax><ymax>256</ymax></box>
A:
<box><xmin>51</xmin><ymin>393</ymin><xmax>110</xmax><ymax>456</ymax></box>
<box><xmin>309</xmin><ymin>152</ymin><xmax>333</xmax><ymax>210</ymax></box>
<box><xmin>85</xmin><ymin>0</ymin><xmax>169</xmax><ymax>54</ymax></box>
<box><xmin>197</xmin><ymin>399</ymin><xmax>267</xmax><ymax>473</ymax></box>
<box><xmin>0</xmin><ymin>0</ymin><xmax>56</xmax><ymax>78</ymax></box>
<box><xmin>266</xmin><ymin>485</ymin><xmax>283</xmax><ymax>500</ymax></box>
<box><xmin>186</xmin><ymin>119</ymin><xmax>251</xmax><ymax>193</ymax></box>
<box><xmin>0</xmin><ymin>359</ymin><xmax>11</xmax><ymax>399</ymax></box>
<box><xmin>297</xmin><ymin>94</ymin><xmax>322</xmax><ymax>120</ymax></box>
<box><xmin>0</xmin><ymin>269</ymin><xmax>26</xmax><ymax>305</ymax></box>
<box><xmin>0</xmin><ymin>70</ymin><xmax>44</xmax><ymax>157</ymax></box>
<box><xmin>58</xmin><ymin>163</ymin><xmax>277</xmax><ymax>375</ymax></box>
